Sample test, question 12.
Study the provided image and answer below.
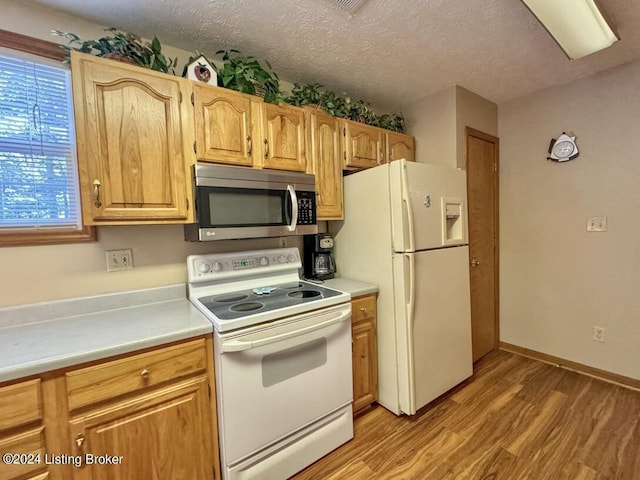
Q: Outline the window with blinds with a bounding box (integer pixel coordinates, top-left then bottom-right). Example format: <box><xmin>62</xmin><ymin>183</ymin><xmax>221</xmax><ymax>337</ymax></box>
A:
<box><xmin>0</xmin><ymin>51</ymin><xmax>81</xmax><ymax>230</ymax></box>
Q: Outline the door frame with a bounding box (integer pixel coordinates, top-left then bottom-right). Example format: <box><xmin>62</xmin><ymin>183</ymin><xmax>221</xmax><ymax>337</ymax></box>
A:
<box><xmin>465</xmin><ymin>126</ymin><xmax>500</xmax><ymax>359</ymax></box>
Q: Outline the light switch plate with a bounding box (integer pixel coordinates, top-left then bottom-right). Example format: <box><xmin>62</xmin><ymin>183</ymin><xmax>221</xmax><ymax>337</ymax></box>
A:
<box><xmin>587</xmin><ymin>216</ymin><xmax>607</xmax><ymax>232</ymax></box>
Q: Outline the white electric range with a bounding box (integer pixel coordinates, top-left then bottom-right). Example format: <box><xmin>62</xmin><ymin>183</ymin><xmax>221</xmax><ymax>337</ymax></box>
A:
<box><xmin>187</xmin><ymin>247</ymin><xmax>353</xmax><ymax>480</ymax></box>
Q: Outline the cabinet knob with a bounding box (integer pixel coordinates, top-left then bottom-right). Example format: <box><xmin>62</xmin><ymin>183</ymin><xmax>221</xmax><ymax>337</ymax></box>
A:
<box><xmin>140</xmin><ymin>368</ymin><xmax>150</xmax><ymax>379</ymax></box>
<box><xmin>75</xmin><ymin>433</ymin><xmax>86</xmax><ymax>467</ymax></box>
<box><xmin>471</xmin><ymin>259</ymin><xmax>481</xmax><ymax>267</ymax></box>
<box><xmin>360</xmin><ymin>307</ymin><xmax>367</xmax><ymax>313</ymax></box>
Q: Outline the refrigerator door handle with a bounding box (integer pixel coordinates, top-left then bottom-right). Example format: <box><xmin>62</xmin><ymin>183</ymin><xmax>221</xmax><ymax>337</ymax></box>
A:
<box><xmin>400</xmin><ymin>162</ymin><xmax>415</xmax><ymax>252</ymax></box>
<box><xmin>405</xmin><ymin>252</ymin><xmax>417</xmax><ymax>414</ymax></box>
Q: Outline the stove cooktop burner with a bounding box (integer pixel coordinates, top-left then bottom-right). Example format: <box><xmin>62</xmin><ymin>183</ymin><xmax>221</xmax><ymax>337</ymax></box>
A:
<box><xmin>288</xmin><ymin>290</ymin><xmax>321</xmax><ymax>299</ymax></box>
<box><xmin>213</xmin><ymin>293</ymin><xmax>250</xmax><ymax>303</ymax></box>
<box><xmin>197</xmin><ymin>281</ymin><xmax>342</xmax><ymax>321</ymax></box>
<box><xmin>230</xmin><ymin>302</ymin><xmax>264</xmax><ymax>312</ymax></box>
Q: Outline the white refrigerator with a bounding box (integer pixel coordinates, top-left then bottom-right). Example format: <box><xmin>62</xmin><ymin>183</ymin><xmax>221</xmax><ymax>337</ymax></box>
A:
<box><xmin>333</xmin><ymin>159</ymin><xmax>473</xmax><ymax>416</ymax></box>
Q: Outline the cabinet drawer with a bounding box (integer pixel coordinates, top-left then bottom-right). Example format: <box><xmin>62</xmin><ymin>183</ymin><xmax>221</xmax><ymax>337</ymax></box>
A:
<box><xmin>0</xmin><ymin>427</ymin><xmax>46</xmax><ymax>479</ymax></box>
<box><xmin>351</xmin><ymin>295</ymin><xmax>376</xmax><ymax>324</ymax></box>
<box><xmin>0</xmin><ymin>379</ymin><xmax>42</xmax><ymax>432</ymax></box>
<box><xmin>66</xmin><ymin>339</ymin><xmax>207</xmax><ymax>410</ymax></box>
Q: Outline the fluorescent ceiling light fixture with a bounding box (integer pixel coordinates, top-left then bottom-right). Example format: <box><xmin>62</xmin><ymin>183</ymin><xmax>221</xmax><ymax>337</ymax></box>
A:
<box><xmin>522</xmin><ymin>0</ymin><xmax>619</xmax><ymax>59</ymax></box>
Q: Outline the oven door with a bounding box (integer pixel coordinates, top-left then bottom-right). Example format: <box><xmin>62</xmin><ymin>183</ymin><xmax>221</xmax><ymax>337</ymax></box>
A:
<box><xmin>214</xmin><ymin>303</ymin><xmax>352</xmax><ymax>467</ymax></box>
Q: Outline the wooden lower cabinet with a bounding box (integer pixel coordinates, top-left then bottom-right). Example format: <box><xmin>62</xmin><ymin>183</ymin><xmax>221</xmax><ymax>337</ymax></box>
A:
<box><xmin>0</xmin><ymin>337</ymin><xmax>220</xmax><ymax>480</ymax></box>
<box><xmin>68</xmin><ymin>377</ymin><xmax>212</xmax><ymax>480</ymax></box>
<box><xmin>0</xmin><ymin>379</ymin><xmax>50</xmax><ymax>480</ymax></box>
<box><xmin>351</xmin><ymin>294</ymin><xmax>378</xmax><ymax>415</ymax></box>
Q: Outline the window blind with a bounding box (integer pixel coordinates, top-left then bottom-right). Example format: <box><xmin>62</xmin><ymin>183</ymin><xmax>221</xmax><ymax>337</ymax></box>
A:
<box><xmin>0</xmin><ymin>52</ymin><xmax>80</xmax><ymax>229</ymax></box>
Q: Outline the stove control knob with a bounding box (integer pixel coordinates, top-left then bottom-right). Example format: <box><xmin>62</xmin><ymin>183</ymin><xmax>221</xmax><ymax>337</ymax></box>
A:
<box><xmin>211</xmin><ymin>262</ymin><xmax>223</xmax><ymax>272</ymax></box>
<box><xmin>198</xmin><ymin>263</ymin><xmax>210</xmax><ymax>273</ymax></box>
<box><xmin>259</xmin><ymin>256</ymin><xmax>269</xmax><ymax>266</ymax></box>
<box><xmin>278</xmin><ymin>255</ymin><xmax>286</xmax><ymax>263</ymax></box>
<box><xmin>287</xmin><ymin>254</ymin><xmax>296</xmax><ymax>263</ymax></box>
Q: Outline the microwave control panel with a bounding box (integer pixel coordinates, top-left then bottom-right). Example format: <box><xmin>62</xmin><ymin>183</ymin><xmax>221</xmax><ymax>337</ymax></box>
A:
<box><xmin>296</xmin><ymin>191</ymin><xmax>316</xmax><ymax>225</ymax></box>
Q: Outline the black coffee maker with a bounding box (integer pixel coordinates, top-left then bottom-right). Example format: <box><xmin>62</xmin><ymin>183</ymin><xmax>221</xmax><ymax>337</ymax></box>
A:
<box><xmin>303</xmin><ymin>233</ymin><xmax>337</xmax><ymax>280</ymax></box>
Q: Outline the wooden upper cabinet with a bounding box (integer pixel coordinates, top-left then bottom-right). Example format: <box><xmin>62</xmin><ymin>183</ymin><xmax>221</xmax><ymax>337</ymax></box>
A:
<box><xmin>258</xmin><ymin>102</ymin><xmax>306</xmax><ymax>171</ymax></box>
<box><xmin>71</xmin><ymin>52</ymin><xmax>192</xmax><ymax>225</ymax></box>
<box><xmin>306</xmin><ymin>110</ymin><xmax>343</xmax><ymax>220</ymax></box>
<box><xmin>193</xmin><ymin>85</ymin><xmax>254</xmax><ymax>166</ymax></box>
<box><xmin>342</xmin><ymin>119</ymin><xmax>384</xmax><ymax>170</ymax></box>
<box><xmin>386</xmin><ymin>131</ymin><xmax>415</xmax><ymax>163</ymax></box>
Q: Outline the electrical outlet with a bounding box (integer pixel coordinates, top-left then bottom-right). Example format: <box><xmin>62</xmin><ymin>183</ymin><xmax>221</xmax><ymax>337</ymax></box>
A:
<box><xmin>587</xmin><ymin>216</ymin><xmax>607</xmax><ymax>232</ymax></box>
<box><xmin>106</xmin><ymin>249</ymin><xmax>133</xmax><ymax>272</ymax></box>
<box><xmin>592</xmin><ymin>326</ymin><xmax>606</xmax><ymax>343</ymax></box>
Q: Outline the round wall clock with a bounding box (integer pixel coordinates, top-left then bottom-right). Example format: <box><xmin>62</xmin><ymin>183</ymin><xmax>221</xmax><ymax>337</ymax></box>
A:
<box><xmin>547</xmin><ymin>133</ymin><xmax>579</xmax><ymax>162</ymax></box>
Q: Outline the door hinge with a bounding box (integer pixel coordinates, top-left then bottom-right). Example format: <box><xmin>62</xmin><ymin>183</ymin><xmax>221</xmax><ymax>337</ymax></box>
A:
<box><xmin>186</xmin><ymin>197</ymin><xmax>189</xmax><ymax>211</ymax></box>
<box><xmin>343</xmin><ymin>151</ymin><xmax>346</xmax><ymax>160</ymax></box>
<box><xmin>193</xmin><ymin>141</ymin><xmax>197</xmax><ymax>154</ymax></box>
<box><xmin>208</xmin><ymin>383</ymin><xmax>212</xmax><ymax>398</ymax></box>
<box><xmin>191</xmin><ymin>92</ymin><xmax>194</xmax><ymax>106</ymax></box>
<box><xmin>493</xmin><ymin>162</ymin><xmax>497</xmax><ymax>172</ymax></box>
<box><xmin>343</xmin><ymin>127</ymin><xmax>346</xmax><ymax>136</ymax></box>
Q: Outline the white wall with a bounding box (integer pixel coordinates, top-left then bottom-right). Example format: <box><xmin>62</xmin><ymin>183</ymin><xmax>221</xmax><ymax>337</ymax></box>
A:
<box><xmin>404</xmin><ymin>86</ymin><xmax>457</xmax><ymax>167</ymax></box>
<box><xmin>499</xmin><ymin>59</ymin><xmax>640</xmax><ymax>380</ymax></box>
<box><xmin>455</xmin><ymin>85</ymin><xmax>498</xmax><ymax>168</ymax></box>
<box><xmin>404</xmin><ymin>86</ymin><xmax>497</xmax><ymax>168</ymax></box>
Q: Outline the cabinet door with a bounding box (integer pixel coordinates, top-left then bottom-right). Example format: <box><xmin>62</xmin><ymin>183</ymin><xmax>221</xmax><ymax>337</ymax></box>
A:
<box><xmin>386</xmin><ymin>131</ymin><xmax>415</xmax><ymax>163</ymax></box>
<box><xmin>260</xmin><ymin>103</ymin><xmax>306</xmax><ymax>171</ymax></box>
<box><xmin>352</xmin><ymin>319</ymin><xmax>377</xmax><ymax>414</ymax></box>
<box><xmin>307</xmin><ymin>110</ymin><xmax>343</xmax><ymax>220</ymax></box>
<box><xmin>71</xmin><ymin>52</ymin><xmax>190</xmax><ymax>224</ymax></box>
<box><xmin>351</xmin><ymin>295</ymin><xmax>378</xmax><ymax>414</ymax></box>
<box><xmin>0</xmin><ymin>380</ymin><xmax>50</xmax><ymax>480</ymax></box>
<box><xmin>193</xmin><ymin>85</ymin><xmax>254</xmax><ymax>166</ymax></box>
<box><xmin>68</xmin><ymin>377</ymin><xmax>213</xmax><ymax>480</ymax></box>
<box><xmin>342</xmin><ymin>119</ymin><xmax>384</xmax><ymax>169</ymax></box>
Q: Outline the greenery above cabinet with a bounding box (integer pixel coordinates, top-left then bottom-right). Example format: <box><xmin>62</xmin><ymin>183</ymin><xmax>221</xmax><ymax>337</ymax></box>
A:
<box><xmin>53</xmin><ymin>28</ymin><xmax>406</xmax><ymax>133</ymax></box>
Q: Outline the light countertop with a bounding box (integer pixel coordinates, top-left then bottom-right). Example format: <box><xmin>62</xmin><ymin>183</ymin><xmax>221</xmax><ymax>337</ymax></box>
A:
<box><xmin>0</xmin><ymin>285</ymin><xmax>212</xmax><ymax>383</ymax></box>
<box><xmin>323</xmin><ymin>278</ymin><xmax>378</xmax><ymax>298</ymax></box>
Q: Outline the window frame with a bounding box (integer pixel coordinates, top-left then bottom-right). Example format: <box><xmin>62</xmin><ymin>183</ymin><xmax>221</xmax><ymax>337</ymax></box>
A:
<box><xmin>0</xmin><ymin>29</ymin><xmax>96</xmax><ymax>246</ymax></box>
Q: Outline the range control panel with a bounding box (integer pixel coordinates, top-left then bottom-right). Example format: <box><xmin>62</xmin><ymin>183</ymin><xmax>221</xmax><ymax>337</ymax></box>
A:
<box><xmin>189</xmin><ymin>248</ymin><xmax>301</xmax><ymax>280</ymax></box>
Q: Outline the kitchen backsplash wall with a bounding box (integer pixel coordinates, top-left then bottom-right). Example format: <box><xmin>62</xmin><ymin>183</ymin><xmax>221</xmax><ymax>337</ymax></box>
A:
<box><xmin>0</xmin><ymin>224</ymin><xmax>302</xmax><ymax>307</ymax></box>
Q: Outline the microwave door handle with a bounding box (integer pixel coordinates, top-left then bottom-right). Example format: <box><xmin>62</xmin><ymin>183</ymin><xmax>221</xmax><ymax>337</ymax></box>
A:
<box><xmin>287</xmin><ymin>185</ymin><xmax>298</xmax><ymax>232</ymax></box>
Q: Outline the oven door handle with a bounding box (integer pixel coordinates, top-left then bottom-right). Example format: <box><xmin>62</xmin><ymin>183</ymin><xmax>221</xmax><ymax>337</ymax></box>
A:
<box><xmin>287</xmin><ymin>184</ymin><xmax>298</xmax><ymax>232</ymax></box>
<box><xmin>220</xmin><ymin>308</ymin><xmax>350</xmax><ymax>353</ymax></box>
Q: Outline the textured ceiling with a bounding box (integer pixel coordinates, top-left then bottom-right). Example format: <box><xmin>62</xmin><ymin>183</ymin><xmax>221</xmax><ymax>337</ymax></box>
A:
<box><xmin>24</xmin><ymin>0</ymin><xmax>640</xmax><ymax>110</ymax></box>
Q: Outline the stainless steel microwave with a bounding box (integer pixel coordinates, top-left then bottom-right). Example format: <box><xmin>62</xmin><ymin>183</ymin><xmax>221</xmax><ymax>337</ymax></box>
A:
<box><xmin>184</xmin><ymin>164</ymin><xmax>318</xmax><ymax>241</ymax></box>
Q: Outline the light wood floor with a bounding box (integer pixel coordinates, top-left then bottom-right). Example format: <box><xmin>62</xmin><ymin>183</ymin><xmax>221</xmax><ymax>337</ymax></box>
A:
<box><xmin>291</xmin><ymin>350</ymin><xmax>640</xmax><ymax>480</ymax></box>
